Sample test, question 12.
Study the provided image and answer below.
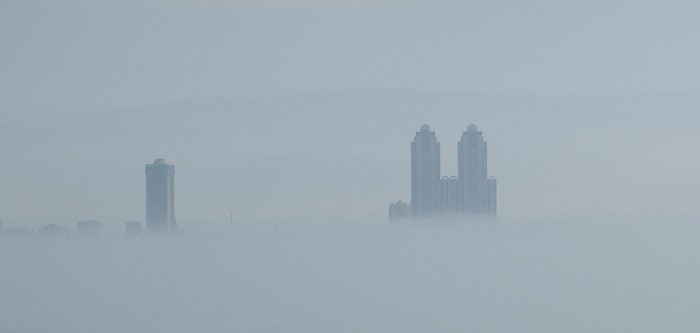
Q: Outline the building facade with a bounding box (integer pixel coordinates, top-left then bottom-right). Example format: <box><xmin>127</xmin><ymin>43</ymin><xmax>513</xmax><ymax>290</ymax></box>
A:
<box><xmin>439</xmin><ymin>176</ymin><xmax>460</xmax><ymax>214</ymax></box>
<box><xmin>146</xmin><ymin>159</ymin><xmax>176</xmax><ymax>233</ymax></box>
<box><xmin>391</xmin><ymin>124</ymin><xmax>497</xmax><ymax>219</ymax></box>
<box><xmin>458</xmin><ymin>124</ymin><xmax>489</xmax><ymax>214</ymax></box>
<box><xmin>410</xmin><ymin>125</ymin><xmax>441</xmax><ymax>216</ymax></box>
<box><xmin>485</xmin><ymin>176</ymin><xmax>497</xmax><ymax>215</ymax></box>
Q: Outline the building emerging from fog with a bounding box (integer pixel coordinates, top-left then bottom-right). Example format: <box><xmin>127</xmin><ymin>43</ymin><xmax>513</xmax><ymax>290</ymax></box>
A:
<box><xmin>76</xmin><ymin>220</ymin><xmax>102</xmax><ymax>236</ymax></box>
<box><xmin>125</xmin><ymin>221</ymin><xmax>143</xmax><ymax>236</ymax></box>
<box><xmin>390</xmin><ymin>124</ymin><xmax>497</xmax><ymax>220</ymax></box>
<box><xmin>146</xmin><ymin>159</ymin><xmax>176</xmax><ymax>233</ymax></box>
<box><xmin>38</xmin><ymin>224</ymin><xmax>70</xmax><ymax>237</ymax></box>
<box><xmin>411</xmin><ymin>125</ymin><xmax>441</xmax><ymax>216</ymax></box>
<box><xmin>389</xmin><ymin>200</ymin><xmax>410</xmax><ymax>220</ymax></box>
<box><xmin>458</xmin><ymin>124</ymin><xmax>497</xmax><ymax>215</ymax></box>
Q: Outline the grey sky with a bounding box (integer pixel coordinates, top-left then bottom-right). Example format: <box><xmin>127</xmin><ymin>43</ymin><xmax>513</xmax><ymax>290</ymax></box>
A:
<box><xmin>4</xmin><ymin>0</ymin><xmax>699</xmax><ymax>103</ymax></box>
<box><xmin>3</xmin><ymin>0</ymin><xmax>700</xmax><ymax>229</ymax></box>
<box><xmin>4</xmin><ymin>2</ymin><xmax>700</xmax><ymax>332</ymax></box>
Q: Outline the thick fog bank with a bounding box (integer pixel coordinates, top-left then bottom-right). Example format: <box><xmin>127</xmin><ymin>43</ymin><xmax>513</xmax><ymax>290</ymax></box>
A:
<box><xmin>2</xmin><ymin>217</ymin><xmax>698</xmax><ymax>333</ymax></box>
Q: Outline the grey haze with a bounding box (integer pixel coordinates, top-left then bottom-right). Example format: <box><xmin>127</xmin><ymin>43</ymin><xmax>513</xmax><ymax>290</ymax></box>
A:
<box><xmin>3</xmin><ymin>1</ymin><xmax>700</xmax><ymax>332</ymax></box>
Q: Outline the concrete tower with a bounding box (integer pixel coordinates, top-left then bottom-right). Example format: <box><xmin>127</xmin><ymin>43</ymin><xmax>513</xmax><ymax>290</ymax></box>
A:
<box><xmin>145</xmin><ymin>159</ymin><xmax>176</xmax><ymax>233</ymax></box>
<box><xmin>411</xmin><ymin>125</ymin><xmax>441</xmax><ymax>216</ymax></box>
<box><xmin>458</xmin><ymin>124</ymin><xmax>495</xmax><ymax>214</ymax></box>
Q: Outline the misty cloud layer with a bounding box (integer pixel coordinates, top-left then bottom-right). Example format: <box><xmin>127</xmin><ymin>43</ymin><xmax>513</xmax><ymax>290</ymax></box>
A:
<box><xmin>3</xmin><ymin>217</ymin><xmax>699</xmax><ymax>332</ymax></box>
<box><xmin>3</xmin><ymin>1</ymin><xmax>700</xmax><ymax>332</ymax></box>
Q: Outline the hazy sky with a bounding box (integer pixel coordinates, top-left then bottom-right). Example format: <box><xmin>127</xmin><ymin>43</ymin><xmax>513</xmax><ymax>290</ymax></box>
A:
<box><xmin>3</xmin><ymin>0</ymin><xmax>700</xmax><ymax>229</ymax></box>
<box><xmin>5</xmin><ymin>2</ymin><xmax>700</xmax><ymax>333</ymax></box>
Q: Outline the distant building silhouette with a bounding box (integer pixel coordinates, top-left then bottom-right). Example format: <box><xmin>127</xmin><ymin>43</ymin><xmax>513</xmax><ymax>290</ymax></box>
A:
<box><xmin>411</xmin><ymin>125</ymin><xmax>441</xmax><ymax>216</ymax></box>
<box><xmin>391</xmin><ymin>124</ymin><xmax>497</xmax><ymax>219</ymax></box>
<box><xmin>125</xmin><ymin>221</ymin><xmax>142</xmax><ymax>236</ymax></box>
<box><xmin>76</xmin><ymin>220</ymin><xmax>102</xmax><ymax>236</ymax></box>
<box><xmin>389</xmin><ymin>200</ymin><xmax>410</xmax><ymax>220</ymax></box>
<box><xmin>38</xmin><ymin>224</ymin><xmax>70</xmax><ymax>237</ymax></box>
<box><xmin>146</xmin><ymin>159</ymin><xmax>176</xmax><ymax>234</ymax></box>
<box><xmin>459</xmin><ymin>124</ymin><xmax>490</xmax><ymax>214</ymax></box>
<box><xmin>3</xmin><ymin>227</ymin><xmax>31</xmax><ymax>238</ymax></box>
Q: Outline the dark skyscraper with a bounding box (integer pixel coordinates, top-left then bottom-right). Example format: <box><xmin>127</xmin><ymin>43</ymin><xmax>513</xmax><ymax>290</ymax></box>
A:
<box><xmin>411</xmin><ymin>125</ymin><xmax>441</xmax><ymax>216</ymax></box>
<box><xmin>392</xmin><ymin>124</ymin><xmax>497</xmax><ymax>219</ymax></box>
<box><xmin>458</xmin><ymin>124</ymin><xmax>489</xmax><ymax>214</ymax></box>
<box><xmin>145</xmin><ymin>159</ymin><xmax>176</xmax><ymax>233</ymax></box>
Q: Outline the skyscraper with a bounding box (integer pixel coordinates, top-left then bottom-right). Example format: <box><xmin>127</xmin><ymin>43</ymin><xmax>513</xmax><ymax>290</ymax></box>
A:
<box><xmin>391</xmin><ymin>124</ymin><xmax>497</xmax><ymax>219</ymax></box>
<box><xmin>458</xmin><ymin>124</ymin><xmax>489</xmax><ymax>214</ymax></box>
<box><xmin>145</xmin><ymin>159</ymin><xmax>176</xmax><ymax>233</ymax></box>
<box><xmin>411</xmin><ymin>125</ymin><xmax>441</xmax><ymax>216</ymax></box>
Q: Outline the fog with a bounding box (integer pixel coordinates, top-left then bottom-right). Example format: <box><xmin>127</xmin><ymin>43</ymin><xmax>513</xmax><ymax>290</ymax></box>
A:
<box><xmin>3</xmin><ymin>0</ymin><xmax>700</xmax><ymax>331</ymax></box>
<box><xmin>3</xmin><ymin>217</ymin><xmax>700</xmax><ymax>332</ymax></box>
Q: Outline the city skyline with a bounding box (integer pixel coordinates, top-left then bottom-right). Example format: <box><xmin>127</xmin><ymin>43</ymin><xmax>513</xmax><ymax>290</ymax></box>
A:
<box><xmin>3</xmin><ymin>122</ymin><xmax>502</xmax><ymax>236</ymax></box>
<box><xmin>5</xmin><ymin>1</ymin><xmax>700</xmax><ymax>331</ymax></box>
<box><xmin>1</xmin><ymin>158</ymin><xmax>177</xmax><ymax>237</ymax></box>
<box><xmin>5</xmin><ymin>0</ymin><xmax>700</xmax><ymax>226</ymax></box>
<box><xmin>3</xmin><ymin>123</ymin><xmax>499</xmax><ymax>236</ymax></box>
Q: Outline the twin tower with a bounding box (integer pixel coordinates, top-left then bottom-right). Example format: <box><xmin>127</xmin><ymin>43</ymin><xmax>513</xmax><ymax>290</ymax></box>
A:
<box><xmin>390</xmin><ymin>124</ymin><xmax>497</xmax><ymax>219</ymax></box>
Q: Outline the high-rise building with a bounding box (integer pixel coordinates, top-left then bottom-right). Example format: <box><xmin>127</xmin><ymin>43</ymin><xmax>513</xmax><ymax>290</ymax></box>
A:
<box><xmin>145</xmin><ymin>159</ymin><xmax>176</xmax><ymax>234</ymax></box>
<box><xmin>458</xmin><ymin>124</ymin><xmax>489</xmax><ymax>214</ymax></box>
<box><xmin>391</xmin><ymin>124</ymin><xmax>497</xmax><ymax>219</ymax></box>
<box><xmin>411</xmin><ymin>125</ymin><xmax>441</xmax><ymax>216</ymax></box>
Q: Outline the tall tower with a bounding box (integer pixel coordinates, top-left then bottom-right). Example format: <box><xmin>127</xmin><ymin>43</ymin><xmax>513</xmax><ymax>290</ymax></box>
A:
<box><xmin>145</xmin><ymin>159</ymin><xmax>176</xmax><ymax>233</ymax></box>
<box><xmin>458</xmin><ymin>124</ymin><xmax>494</xmax><ymax>214</ymax></box>
<box><xmin>411</xmin><ymin>125</ymin><xmax>441</xmax><ymax>216</ymax></box>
